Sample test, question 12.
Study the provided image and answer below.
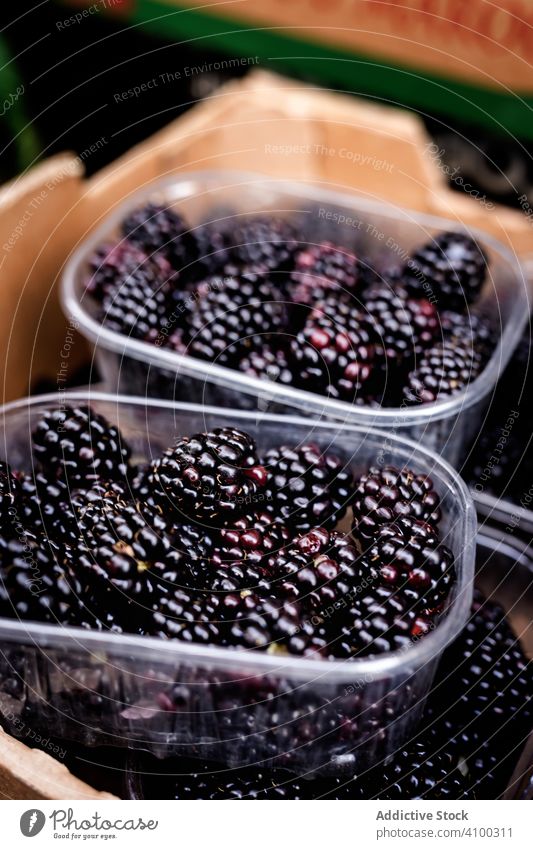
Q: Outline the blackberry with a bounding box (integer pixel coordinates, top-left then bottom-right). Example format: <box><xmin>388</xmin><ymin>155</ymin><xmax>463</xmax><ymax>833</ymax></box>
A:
<box><xmin>76</xmin><ymin>488</ymin><xmax>178</xmax><ymax>632</ymax></box>
<box><xmin>0</xmin><ymin>460</ymin><xmax>20</xmax><ymax>524</ymax></box>
<box><xmin>403</xmin><ymin>337</ymin><xmax>485</xmax><ymax>404</ymax></box>
<box><xmin>288</xmin><ymin>242</ymin><xmax>358</xmax><ymax>305</ymax></box>
<box><xmin>441</xmin><ymin>309</ymin><xmax>492</xmax><ymax>346</ymax></box>
<box><xmin>239</xmin><ymin>346</ymin><xmax>295</xmax><ymax>387</ymax></box>
<box><xmin>430</xmin><ymin>590</ymin><xmax>532</xmax><ymax>798</ymax></box>
<box><xmin>187</xmin><ymin>272</ymin><xmax>288</xmax><ymax>367</ymax></box>
<box><xmin>85</xmin><ymin>241</ymin><xmax>160</xmax><ymax>302</ymax></box>
<box><xmin>188</xmin><ymin>223</ymin><xmax>230</xmax><ymax>280</ymax></box>
<box><xmin>364</xmin><ymin>283</ymin><xmax>438</xmax><ymax>379</ymax></box>
<box><xmin>333</xmin><ymin>585</ymin><xmax>433</xmax><ymax>658</ymax></box>
<box><xmin>149</xmin><ymin>587</ymin><xmax>223</xmax><ymax>644</ymax></box>
<box><xmin>180</xmin><ymin>511</ymin><xmax>290</xmax><ymax>593</ymax></box>
<box><xmin>32</xmin><ymin>405</ymin><xmax>132</xmax><ymax>486</ymax></box>
<box><xmin>133</xmin><ymin>757</ymin><xmax>366</xmax><ymax>800</ymax></box>
<box><xmin>222</xmin><ymin>589</ymin><xmax>328</xmax><ymax>657</ymax></box>
<box><xmin>403</xmin><ymin>231</ymin><xmax>487</xmax><ymax>311</ymax></box>
<box><xmin>20</xmin><ymin>473</ymin><xmax>80</xmax><ymax>547</ymax></box>
<box><xmin>261</xmin><ymin>444</ymin><xmax>353</xmax><ymax>532</ymax></box>
<box><xmin>101</xmin><ymin>255</ymin><xmax>172</xmax><ymax>342</ymax></box>
<box><xmin>269</xmin><ymin>528</ymin><xmax>362</xmax><ymax>615</ymax></box>
<box><xmin>359</xmin><ymin>517</ymin><xmax>455</xmax><ymax>610</ymax></box>
<box><xmin>147</xmin><ymin>427</ymin><xmax>268</xmax><ymax>524</ymax></box>
<box><xmin>440</xmin><ymin>310</ymin><xmax>493</xmax><ymax>369</ymax></box>
<box><xmin>373</xmin><ymin>736</ymin><xmax>472</xmax><ymax>799</ymax></box>
<box><xmin>290</xmin><ymin>305</ymin><xmax>376</xmax><ymax>401</ymax></box>
<box><xmin>351</xmin><ymin>464</ymin><xmax>441</xmax><ymax>544</ymax></box>
<box><xmin>230</xmin><ymin>215</ymin><xmax>298</xmax><ymax>276</ymax></box>
<box><xmin>0</xmin><ymin>536</ymin><xmax>81</xmax><ymax>625</ymax></box>
<box><xmin>121</xmin><ymin>202</ymin><xmax>196</xmax><ymax>270</ymax></box>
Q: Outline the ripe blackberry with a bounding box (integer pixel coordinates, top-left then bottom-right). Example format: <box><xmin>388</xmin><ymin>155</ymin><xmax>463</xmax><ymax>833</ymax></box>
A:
<box><xmin>180</xmin><ymin>511</ymin><xmax>290</xmax><ymax>593</ymax></box>
<box><xmin>32</xmin><ymin>405</ymin><xmax>132</xmax><ymax>485</ymax></box>
<box><xmin>403</xmin><ymin>337</ymin><xmax>484</xmax><ymax>404</ymax></box>
<box><xmin>20</xmin><ymin>473</ymin><xmax>80</xmax><ymax>547</ymax></box>
<box><xmin>261</xmin><ymin>444</ymin><xmax>353</xmax><ymax>532</ymax></box>
<box><xmin>360</xmin><ymin>518</ymin><xmax>455</xmax><ymax>610</ymax></box>
<box><xmin>373</xmin><ymin>736</ymin><xmax>472</xmax><ymax>799</ymax></box>
<box><xmin>76</xmin><ymin>488</ymin><xmax>178</xmax><ymax>632</ymax></box>
<box><xmin>333</xmin><ymin>585</ymin><xmax>433</xmax><ymax>658</ymax></box>
<box><xmin>188</xmin><ymin>223</ymin><xmax>230</xmax><ymax>280</ymax></box>
<box><xmin>288</xmin><ymin>242</ymin><xmax>358</xmax><ymax>305</ymax></box>
<box><xmin>133</xmin><ymin>757</ymin><xmax>366</xmax><ymax>800</ymax></box>
<box><xmin>230</xmin><ymin>215</ymin><xmax>298</xmax><ymax>276</ymax></box>
<box><xmin>85</xmin><ymin>241</ymin><xmax>160</xmax><ymax>302</ymax></box>
<box><xmin>403</xmin><ymin>231</ymin><xmax>487</xmax><ymax>311</ymax></box>
<box><xmin>221</xmin><ymin>589</ymin><xmax>328</xmax><ymax>657</ymax></box>
<box><xmin>187</xmin><ymin>272</ymin><xmax>288</xmax><ymax>367</ymax></box>
<box><xmin>351</xmin><ymin>464</ymin><xmax>441</xmax><ymax>544</ymax></box>
<box><xmin>440</xmin><ymin>309</ymin><xmax>493</xmax><ymax>368</ymax></box>
<box><xmin>239</xmin><ymin>346</ymin><xmax>295</xmax><ymax>387</ymax></box>
<box><xmin>269</xmin><ymin>528</ymin><xmax>362</xmax><ymax>615</ymax></box>
<box><xmin>101</xmin><ymin>254</ymin><xmax>172</xmax><ymax>342</ymax></box>
<box><xmin>121</xmin><ymin>202</ymin><xmax>196</xmax><ymax>270</ymax></box>
<box><xmin>364</xmin><ymin>283</ymin><xmax>438</xmax><ymax>377</ymax></box>
<box><xmin>0</xmin><ymin>536</ymin><xmax>81</xmax><ymax>625</ymax></box>
<box><xmin>430</xmin><ymin>590</ymin><xmax>532</xmax><ymax>798</ymax></box>
<box><xmin>149</xmin><ymin>587</ymin><xmax>223</xmax><ymax>644</ymax></box>
<box><xmin>0</xmin><ymin>461</ymin><xmax>20</xmax><ymax>524</ymax></box>
<box><xmin>147</xmin><ymin>427</ymin><xmax>268</xmax><ymax>524</ymax></box>
<box><xmin>290</xmin><ymin>304</ymin><xmax>376</xmax><ymax>401</ymax></box>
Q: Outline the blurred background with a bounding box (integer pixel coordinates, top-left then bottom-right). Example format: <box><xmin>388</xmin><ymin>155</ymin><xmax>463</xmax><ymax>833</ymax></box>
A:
<box><xmin>1</xmin><ymin>0</ymin><xmax>533</xmax><ymax>208</ymax></box>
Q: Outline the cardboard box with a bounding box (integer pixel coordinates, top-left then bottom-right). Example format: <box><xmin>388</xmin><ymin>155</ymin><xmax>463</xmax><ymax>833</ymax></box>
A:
<box><xmin>0</xmin><ymin>70</ymin><xmax>532</xmax><ymax>794</ymax></box>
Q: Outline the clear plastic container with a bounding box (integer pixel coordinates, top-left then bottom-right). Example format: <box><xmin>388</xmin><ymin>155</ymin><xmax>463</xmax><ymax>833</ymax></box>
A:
<box><xmin>125</xmin><ymin>523</ymin><xmax>533</xmax><ymax>799</ymax></box>
<box><xmin>61</xmin><ymin>171</ymin><xmax>530</xmax><ymax>466</ymax></box>
<box><xmin>0</xmin><ymin>392</ymin><xmax>475</xmax><ymax>774</ymax></box>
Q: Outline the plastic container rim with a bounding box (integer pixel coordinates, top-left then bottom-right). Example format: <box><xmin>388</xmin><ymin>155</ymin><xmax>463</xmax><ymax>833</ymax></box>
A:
<box><xmin>61</xmin><ymin>169</ymin><xmax>530</xmax><ymax>424</ymax></box>
<box><xmin>0</xmin><ymin>390</ymin><xmax>476</xmax><ymax>685</ymax></box>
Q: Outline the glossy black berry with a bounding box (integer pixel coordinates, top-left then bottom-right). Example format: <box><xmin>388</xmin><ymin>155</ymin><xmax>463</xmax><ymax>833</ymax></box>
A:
<box><xmin>187</xmin><ymin>272</ymin><xmax>288</xmax><ymax>367</ymax></box>
<box><xmin>147</xmin><ymin>427</ymin><xmax>267</xmax><ymax>524</ymax></box>
<box><xmin>373</xmin><ymin>737</ymin><xmax>472</xmax><ymax>799</ymax></box>
<box><xmin>261</xmin><ymin>444</ymin><xmax>353</xmax><ymax>532</ymax></box>
<box><xmin>269</xmin><ymin>528</ymin><xmax>362</xmax><ymax>615</ymax></box>
<box><xmin>0</xmin><ymin>535</ymin><xmax>82</xmax><ymax>625</ymax></box>
<box><xmin>239</xmin><ymin>346</ymin><xmax>295</xmax><ymax>387</ymax></box>
<box><xmin>121</xmin><ymin>202</ymin><xmax>196</xmax><ymax>270</ymax></box>
<box><xmin>288</xmin><ymin>242</ymin><xmax>359</xmax><ymax>305</ymax></box>
<box><xmin>230</xmin><ymin>216</ymin><xmax>299</xmax><ymax>276</ymax></box>
<box><xmin>360</xmin><ymin>517</ymin><xmax>455</xmax><ymax>610</ymax></box>
<box><xmin>290</xmin><ymin>302</ymin><xmax>376</xmax><ymax>401</ymax></box>
<box><xmin>364</xmin><ymin>283</ymin><xmax>439</xmax><ymax>383</ymax></box>
<box><xmin>101</xmin><ymin>256</ymin><xmax>171</xmax><ymax>342</ymax></box>
<box><xmin>32</xmin><ymin>405</ymin><xmax>132</xmax><ymax>485</ymax></box>
<box><xmin>403</xmin><ymin>337</ymin><xmax>485</xmax><ymax>404</ymax></box>
<box><xmin>403</xmin><ymin>231</ymin><xmax>487</xmax><ymax>311</ymax></box>
<box><xmin>333</xmin><ymin>585</ymin><xmax>433</xmax><ymax>658</ymax></box>
<box><xmin>352</xmin><ymin>464</ymin><xmax>441</xmax><ymax>544</ymax></box>
<box><xmin>180</xmin><ymin>511</ymin><xmax>290</xmax><ymax>593</ymax></box>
